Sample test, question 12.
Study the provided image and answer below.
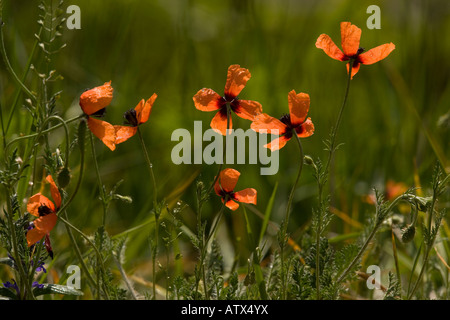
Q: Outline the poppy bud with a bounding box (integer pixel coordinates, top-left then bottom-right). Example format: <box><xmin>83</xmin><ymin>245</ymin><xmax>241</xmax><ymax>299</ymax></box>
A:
<box><xmin>401</xmin><ymin>225</ymin><xmax>416</xmax><ymax>243</ymax></box>
<box><xmin>57</xmin><ymin>167</ymin><xmax>71</xmax><ymax>188</ymax></box>
<box><xmin>304</xmin><ymin>155</ymin><xmax>314</xmax><ymax>166</ymax></box>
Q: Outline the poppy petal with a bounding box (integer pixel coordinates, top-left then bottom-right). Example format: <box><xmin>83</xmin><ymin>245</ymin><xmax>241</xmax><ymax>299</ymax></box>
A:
<box><xmin>265</xmin><ymin>135</ymin><xmax>290</xmax><ymax>151</ymax></box>
<box><xmin>79</xmin><ymin>81</ymin><xmax>113</xmax><ymax>115</ymax></box>
<box><xmin>45</xmin><ymin>175</ymin><xmax>61</xmax><ymax>209</ymax></box>
<box><xmin>234</xmin><ymin>100</ymin><xmax>262</xmax><ymax>121</ymax></box>
<box><xmin>224</xmin><ymin>65</ymin><xmax>251</xmax><ymax>98</ymax></box>
<box><xmin>193</xmin><ymin>88</ymin><xmax>222</xmax><ymax>112</ymax></box>
<box><xmin>346</xmin><ymin>61</ymin><xmax>361</xmax><ymax>79</ymax></box>
<box><xmin>34</xmin><ymin>213</ymin><xmax>57</xmax><ymax>234</ymax></box>
<box><xmin>295</xmin><ymin>117</ymin><xmax>315</xmax><ymax>138</ymax></box>
<box><xmin>114</xmin><ymin>125</ymin><xmax>138</xmax><ymax>144</ymax></box>
<box><xmin>132</xmin><ymin>99</ymin><xmax>145</xmax><ymax>123</ymax></box>
<box><xmin>87</xmin><ymin>117</ymin><xmax>117</xmax><ymax>151</ymax></box>
<box><xmin>340</xmin><ymin>22</ymin><xmax>361</xmax><ymax>57</ymax></box>
<box><xmin>210</xmin><ymin>110</ymin><xmax>232</xmax><ymax>136</ymax></box>
<box><xmin>27</xmin><ymin>228</ymin><xmax>46</xmax><ymax>247</ymax></box>
<box><xmin>385</xmin><ymin>180</ymin><xmax>407</xmax><ymax>200</ymax></box>
<box><xmin>250</xmin><ymin>113</ymin><xmax>287</xmax><ymax>135</ymax></box>
<box><xmin>136</xmin><ymin>93</ymin><xmax>157</xmax><ymax>125</ymax></box>
<box><xmin>234</xmin><ymin>188</ymin><xmax>257</xmax><ymax>205</ymax></box>
<box><xmin>288</xmin><ymin>90</ymin><xmax>310</xmax><ymax>126</ymax></box>
<box><xmin>27</xmin><ymin>194</ymin><xmax>55</xmax><ymax>217</ymax></box>
<box><xmin>315</xmin><ymin>34</ymin><xmax>346</xmax><ymax>61</ymax></box>
<box><xmin>358</xmin><ymin>43</ymin><xmax>395</xmax><ymax>65</ymax></box>
<box><xmin>224</xmin><ymin>198</ymin><xmax>240</xmax><ymax>211</ymax></box>
<box><xmin>218</xmin><ymin>168</ymin><xmax>240</xmax><ymax>193</ymax></box>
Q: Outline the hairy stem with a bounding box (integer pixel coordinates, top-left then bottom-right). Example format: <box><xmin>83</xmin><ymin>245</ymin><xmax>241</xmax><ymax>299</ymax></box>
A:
<box><xmin>280</xmin><ymin>130</ymin><xmax>304</xmax><ymax>300</ymax></box>
<box><xmin>136</xmin><ymin>126</ymin><xmax>159</xmax><ymax>299</ymax></box>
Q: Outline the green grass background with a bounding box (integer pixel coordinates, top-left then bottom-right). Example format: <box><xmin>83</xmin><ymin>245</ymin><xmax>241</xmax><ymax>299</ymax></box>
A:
<box><xmin>1</xmin><ymin>0</ymin><xmax>449</xmax><ymax>295</ymax></box>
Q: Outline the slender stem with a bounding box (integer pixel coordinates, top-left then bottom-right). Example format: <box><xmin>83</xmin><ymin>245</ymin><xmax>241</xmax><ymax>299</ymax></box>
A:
<box><xmin>58</xmin><ymin>130</ymin><xmax>97</xmax><ymax>290</ymax></box>
<box><xmin>136</xmin><ymin>126</ymin><xmax>159</xmax><ymax>299</ymax></box>
<box><xmin>336</xmin><ymin>194</ymin><xmax>408</xmax><ymax>285</ymax></box>
<box><xmin>203</xmin><ymin>106</ymin><xmax>231</xmax><ymax>199</ymax></box>
<box><xmin>63</xmin><ymin>211</ymin><xmax>97</xmax><ymax>289</ymax></box>
<box><xmin>322</xmin><ymin>59</ymin><xmax>354</xmax><ymax>184</ymax></box>
<box><xmin>204</xmin><ymin>202</ymin><xmax>226</xmax><ymax>248</ymax></box>
<box><xmin>4</xmin><ymin>187</ymin><xmax>28</xmax><ymax>299</ymax></box>
<box><xmin>391</xmin><ymin>226</ymin><xmax>401</xmax><ymax>288</ymax></box>
<box><xmin>4</xmin><ymin>27</ymin><xmax>42</xmax><ymax>135</ymax></box>
<box><xmin>407</xmin><ymin>181</ymin><xmax>443</xmax><ymax>299</ymax></box>
<box><xmin>56</xmin><ymin>118</ymin><xmax>85</xmax><ymax>218</ymax></box>
<box><xmin>4</xmin><ymin>114</ymin><xmax>84</xmax><ymax>157</ymax></box>
<box><xmin>0</xmin><ymin>21</ymin><xmax>36</xmax><ymax>102</ymax></box>
<box><xmin>136</xmin><ymin>127</ymin><xmax>157</xmax><ymax>207</ymax></box>
<box><xmin>0</xmin><ymin>101</ymin><xmax>6</xmax><ymax>149</ymax></box>
<box><xmin>27</xmin><ymin>239</ymin><xmax>45</xmax><ymax>300</ymax></box>
<box><xmin>202</xmin><ymin>202</ymin><xmax>226</xmax><ymax>300</ymax></box>
<box><xmin>195</xmin><ymin>105</ymin><xmax>231</xmax><ymax>299</ymax></box>
<box><xmin>88</xmin><ymin>132</ymin><xmax>112</xmax><ymax>299</ymax></box>
<box><xmin>280</xmin><ymin>130</ymin><xmax>304</xmax><ymax>299</ymax></box>
<box><xmin>113</xmin><ymin>255</ymin><xmax>139</xmax><ymax>300</ymax></box>
<box><xmin>284</xmin><ymin>132</ymin><xmax>304</xmax><ymax>235</ymax></box>
<box><xmin>89</xmin><ymin>131</ymin><xmax>107</xmax><ymax>224</ymax></box>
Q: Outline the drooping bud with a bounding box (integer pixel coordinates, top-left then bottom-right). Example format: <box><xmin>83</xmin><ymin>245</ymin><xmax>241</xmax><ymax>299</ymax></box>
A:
<box><xmin>304</xmin><ymin>155</ymin><xmax>314</xmax><ymax>166</ymax></box>
<box><xmin>57</xmin><ymin>167</ymin><xmax>71</xmax><ymax>188</ymax></box>
<box><xmin>401</xmin><ymin>225</ymin><xmax>416</xmax><ymax>243</ymax></box>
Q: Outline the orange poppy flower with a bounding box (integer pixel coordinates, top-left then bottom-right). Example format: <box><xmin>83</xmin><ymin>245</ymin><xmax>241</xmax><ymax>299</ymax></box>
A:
<box><xmin>214</xmin><ymin>168</ymin><xmax>257</xmax><ymax>211</ymax></box>
<box><xmin>251</xmin><ymin>90</ymin><xmax>314</xmax><ymax>151</ymax></box>
<box><xmin>26</xmin><ymin>175</ymin><xmax>61</xmax><ymax>247</ymax></box>
<box><xmin>114</xmin><ymin>94</ymin><xmax>157</xmax><ymax>144</ymax></box>
<box><xmin>193</xmin><ymin>64</ymin><xmax>262</xmax><ymax>135</ymax></box>
<box><xmin>79</xmin><ymin>81</ymin><xmax>117</xmax><ymax>151</ymax></box>
<box><xmin>316</xmin><ymin>22</ymin><xmax>395</xmax><ymax>79</ymax></box>
<box><xmin>364</xmin><ymin>180</ymin><xmax>408</xmax><ymax>205</ymax></box>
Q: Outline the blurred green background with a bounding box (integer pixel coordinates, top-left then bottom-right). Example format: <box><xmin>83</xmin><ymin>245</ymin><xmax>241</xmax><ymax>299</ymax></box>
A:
<box><xmin>1</xmin><ymin>0</ymin><xmax>449</xmax><ymax>288</ymax></box>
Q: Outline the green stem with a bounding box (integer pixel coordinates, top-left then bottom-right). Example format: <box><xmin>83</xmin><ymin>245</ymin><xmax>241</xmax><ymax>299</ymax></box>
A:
<box><xmin>136</xmin><ymin>126</ymin><xmax>159</xmax><ymax>299</ymax></box>
<box><xmin>284</xmin><ymin>132</ymin><xmax>304</xmax><ymax>236</ymax></box>
<box><xmin>280</xmin><ymin>130</ymin><xmax>304</xmax><ymax>300</ymax></box>
<box><xmin>336</xmin><ymin>194</ymin><xmax>409</xmax><ymax>285</ymax></box>
<box><xmin>63</xmin><ymin>211</ymin><xmax>97</xmax><ymax>289</ymax></box>
<box><xmin>202</xmin><ymin>202</ymin><xmax>226</xmax><ymax>300</ymax></box>
<box><xmin>407</xmin><ymin>176</ymin><xmax>447</xmax><ymax>299</ymax></box>
<box><xmin>4</xmin><ymin>187</ymin><xmax>29</xmax><ymax>299</ymax></box>
<box><xmin>322</xmin><ymin>59</ymin><xmax>354</xmax><ymax>185</ymax></box>
<box><xmin>136</xmin><ymin>127</ymin><xmax>158</xmax><ymax>207</ymax></box>
<box><xmin>4</xmin><ymin>114</ymin><xmax>84</xmax><ymax>158</ymax></box>
<box><xmin>0</xmin><ymin>21</ymin><xmax>36</xmax><ymax>102</ymax></box>
<box><xmin>0</xmin><ymin>101</ymin><xmax>6</xmax><ymax>149</ymax></box>
<box><xmin>4</xmin><ymin>27</ymin><xmax>42</xmax><ymax>135</ymax></box>
<box><xmin>195</xmin><ymin>105</ymin><xmax>231</xmax><ymax>299</ymax></box>
<box><xmin>89</xmin><ymin>131</ymin><xmax>107</xmax><ymax>225</ymax></box>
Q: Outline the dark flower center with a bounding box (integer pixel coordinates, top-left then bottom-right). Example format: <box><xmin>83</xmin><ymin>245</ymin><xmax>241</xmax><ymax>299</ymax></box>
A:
<box><xmin>38</xmin><ymin>205</ymin><xmax>52</xmax><ymax>217</ymax></box>
<box><xmin>279</xmin><ymin>113</ymin><xmax>293</xmax><ymax>128</ymax></box>
<box><xmin>218</xmin><ymin>188</ymin><xmax>235</xmax><ymax>200</ymax></box>
<box><xmin>350</xmin><ymin>47</ymin><xmax>365</xmax><ymax>60</ymax></box>
<box><xmin>221</xmin><ymin>95</ymin><xmax>240</xmax><ymax>112</ymax></box>
<box><xmin>123</xmin><ymin>108</ymin><xmax>139</xmax><ymax>127</ymax></box>
<box><xmin>90</xmin><ymin>107</ymin><xmax>107</xmax><ymax>118</ymax></box>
